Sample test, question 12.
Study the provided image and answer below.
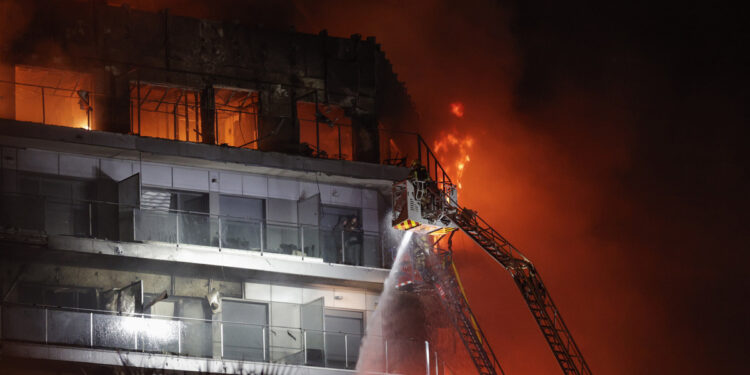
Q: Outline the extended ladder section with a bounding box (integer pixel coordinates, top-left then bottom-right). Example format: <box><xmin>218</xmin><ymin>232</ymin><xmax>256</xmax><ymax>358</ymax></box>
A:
<box><xmin>448</xmin><ymin>205</ymin><xmax>592</xmax><ymax>375</ymax></box>
<box><xmin>433</xmin><ymin>258</ymin><xmax>504</xmax><ymax>375</ymax></box>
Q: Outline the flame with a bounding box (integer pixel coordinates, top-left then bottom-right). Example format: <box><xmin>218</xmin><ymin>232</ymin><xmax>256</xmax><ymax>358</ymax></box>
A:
<box><xmin>433</xmin><ymin>130</ymin><xmax>474</xmax><ymax>193</ymax></box>
<box><xmin>450</xmin><ymin>102</ymin><xmax>465</xmax><ymax>118</ymax></box>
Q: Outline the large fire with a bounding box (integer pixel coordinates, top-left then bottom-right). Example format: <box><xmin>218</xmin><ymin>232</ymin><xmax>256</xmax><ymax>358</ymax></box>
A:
<box><xmin>450</xmin><ymin>101</ymin><xmax>465</xmax><ymax>118</ymax></box>
<box><xmin>433</xmin><ymin>129</ymin><xmax>474</xmax><ymax>191</ymax></box>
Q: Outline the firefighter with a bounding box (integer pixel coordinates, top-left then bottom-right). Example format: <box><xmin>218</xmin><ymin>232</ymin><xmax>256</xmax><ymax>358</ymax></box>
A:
<box><xmin>343</xmin><ymin>215</ymin><xmax>362</xmax><ymax>265</ymax></box>
<box><xmin>410</xmin><ymin>159</ymin><xmax>430</xmax><ymax>182</ymax></box>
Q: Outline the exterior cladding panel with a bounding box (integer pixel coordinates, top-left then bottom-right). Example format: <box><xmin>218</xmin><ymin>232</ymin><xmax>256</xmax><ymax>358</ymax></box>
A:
<box><xmin>59</xmin><ymin>154</ymin><xmax>98</xmax><ymax>178</ymax></box>
<box><xmin>242</xmin><ymin>174</ymin><xmax>269</xmax><ymax>197</ymax></box>
<box><xmin>141</xmin><ymin>163</ymin><xmax>172</xmax><ymax>187</ymax></box>
<box><xmin>100</xmin><ymin>158</ymin><xmax>135</xmax><ymax>181</ymax></box>
<box><xmin>17</xmin><ymin>149</ymin><xmax>58</xmax><ymax>175</ymax></box>
<box><xmin>267</xmin><ymin>176</ymin><xmax>300</xmax><ymax>200</ymax></box>
<box><xmin>6</xmin><ymin>145</ymin><xmax>381</xmax><ymax>214</ymax></box>
<box><xmin>219</xmin><ymin>172</ymin><xmax>243</xmax><ymax>195</ymax></box>
<box><xmin>172</xmin><ymin>167</ymin><xmax>210</xmax><ymax>191</ymax></box>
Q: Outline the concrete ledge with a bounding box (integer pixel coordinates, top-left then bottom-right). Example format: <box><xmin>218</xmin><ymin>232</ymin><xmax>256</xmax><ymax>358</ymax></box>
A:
<box><xmin>0</xmin><ymin>120</ymin><xmax>410</xmax><ymax>188</ymax></box>
<box><xmin>1</xmin><ymin>341</ymin><xmax>360</xmax><ymax>375</ymax></box>
<box><xmin>48</xmin><ymin>236</ymin><xmax>390</xmax><ymax>286</ymax></box>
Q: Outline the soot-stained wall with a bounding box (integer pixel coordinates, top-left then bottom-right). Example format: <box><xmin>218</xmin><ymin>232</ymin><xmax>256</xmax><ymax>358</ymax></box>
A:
<box><xmin>3</xmin><ymin>1</ymin><xmax>418</xmax><ymax>161</ymax></box>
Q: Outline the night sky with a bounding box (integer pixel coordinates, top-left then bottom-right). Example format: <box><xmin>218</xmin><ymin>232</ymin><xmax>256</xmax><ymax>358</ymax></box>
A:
<box><xmin>3</xmin><ymin>0</ymin><xmax>748</xmax><ymax>373</ymax></box>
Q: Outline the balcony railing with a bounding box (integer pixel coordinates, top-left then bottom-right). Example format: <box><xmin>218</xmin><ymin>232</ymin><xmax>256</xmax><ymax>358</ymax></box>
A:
<box><xmin>1</xmin><ymin>78</ymin><xmax>437</xmax><ymax>171</ymax></box>
<box><xmin>1</xmin><ymin>302</ymin><xmax>433</xmax><ymax>372</ymax></box>
<box><xmin>0</xmin><ymin>192</ymin><xmax>389</xmax><ymax>268</ymax></box>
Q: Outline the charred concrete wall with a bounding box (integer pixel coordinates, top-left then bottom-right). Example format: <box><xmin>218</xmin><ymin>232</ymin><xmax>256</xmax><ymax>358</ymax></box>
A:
<box><xmin>2</xmin><ymin>0</ymin><xmax>418</xmax><ymax>161</ymax></box>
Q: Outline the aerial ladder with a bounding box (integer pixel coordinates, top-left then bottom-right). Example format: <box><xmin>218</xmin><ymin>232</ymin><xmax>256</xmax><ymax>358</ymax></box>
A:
<box><xmin>391</xmin><ymin>161</ymin><xmax>592</xmax><ymax>375</ymax></box>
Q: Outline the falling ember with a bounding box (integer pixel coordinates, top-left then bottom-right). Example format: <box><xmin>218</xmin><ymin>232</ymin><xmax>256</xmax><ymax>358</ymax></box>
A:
<box><xmin>433</xmin><ymin>130</ymin><xmax>474</xmax><ymax>194</ymax></box>
<box><xmin>450</xmin><ymin>102</ymin><xmax>465</xmax><ymax>118</ymax></box>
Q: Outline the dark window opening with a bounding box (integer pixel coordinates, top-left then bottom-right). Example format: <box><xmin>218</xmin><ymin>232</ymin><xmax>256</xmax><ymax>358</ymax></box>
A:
<box><xmin>215</xmin><ymin>88</ymin><xmax>259</xmax><ymax>149</ymax></box>
<box><xmin>324</xmin><ymin>309</ymin><xmax>363</xmax><ymax>369</ymax></box>
<box><xmin>140</xmin><ymin>188</ymin><xmax>209</xmax><ymax>213</ymax></box>
<box><xmin>9</xmin><ymin>65</ymin><xmax>93</xmax><ymax>129</ymax></box>
<box><xmin>130</xmin><ymin>83</ymin><xmax>201</xmax><ymax>142</ymax></box>
<box><xmin>320</xmin><ymin>206</ymin><xmax>362</xmax><ymax>265</ymax></box>
<box><xmin>297</xmin><ymin>102</ymin><xmax>353</xmax><ymax>160</ymax></box>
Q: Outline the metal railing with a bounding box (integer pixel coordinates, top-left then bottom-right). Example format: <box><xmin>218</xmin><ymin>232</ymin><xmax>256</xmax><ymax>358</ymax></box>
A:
<box><xmin>0</xmin><ymin>192</ymin><xmax>387</xmax><ymax>268</ymax></box>
<box><xmin>0</xmin><ymin>302</ymin><xmax>435</xmax><ymax>372</ymax></box>
<box><xmin>0</xmin><ymin>79</ymin><xmax>94</xmax><ymax>130</ymax></box>
<box><xmin>1</xmin><ymin>78</ymin><xmax>436</xmax><ymax>172</ymax></box>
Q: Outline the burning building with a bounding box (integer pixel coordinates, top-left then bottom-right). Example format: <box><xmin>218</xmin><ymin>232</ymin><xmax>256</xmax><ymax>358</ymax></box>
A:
<box><xmin>0</xmin><ymin>1</ymin><xmax>444</xmax><ymax>374</ymax></box>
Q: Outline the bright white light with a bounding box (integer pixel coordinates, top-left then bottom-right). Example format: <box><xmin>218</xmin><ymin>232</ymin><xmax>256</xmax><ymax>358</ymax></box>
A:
<box><xmin>120</xmin><ymin>316</ymin><xmax>176</xmax><ymax>340</ymax></box>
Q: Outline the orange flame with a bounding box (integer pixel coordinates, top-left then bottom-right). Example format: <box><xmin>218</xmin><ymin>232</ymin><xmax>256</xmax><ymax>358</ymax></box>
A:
<box><xmin>450</xmin><ymin>102</ymin><xmax>465</xmax><ymax>118</ymax></box>
<box><xmin>433</xmin><ymin>130</ymin><xmax>473</xmax><ymax>192</ymax></box>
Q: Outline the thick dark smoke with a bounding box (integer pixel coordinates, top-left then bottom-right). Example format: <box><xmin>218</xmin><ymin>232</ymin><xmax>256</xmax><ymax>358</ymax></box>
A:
<box><xmin>3</xmin><ymin>1</ymin><xmax>747</xmax><ymax>374</ymax></box>
<box><xmin>293</xmin><ymin>1</ymin><xmax>748</xmax><ymax>374</ymax></box>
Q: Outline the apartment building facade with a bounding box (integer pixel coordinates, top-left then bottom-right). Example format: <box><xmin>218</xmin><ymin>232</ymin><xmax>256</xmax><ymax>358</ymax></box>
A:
<box><xmin>0</xmin><ymin>2</ymin><xmax>434</xmax><ymax>374</ymax></box>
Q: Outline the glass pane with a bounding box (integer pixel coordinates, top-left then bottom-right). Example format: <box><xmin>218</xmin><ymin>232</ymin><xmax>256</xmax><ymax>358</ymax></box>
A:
<box><xmin>177</xmin><ymin>299</ymin><xmax>212</xmax><ymax>357</ymax></box>
<box><xmin>178</xmin><ymin>318</ymin><xmax>213</xmax><ymax>357</ymax></box>
<box><xmin>301</xmin><ymin>226</ymin><xmax>321</xmax><ymax>258</ymax></box>
<box><xmin>342</xmin><ymin>230</ymin><xmax>363</xmax><ymax>266</ymax></box>
<box><xmin>45</xmin><ymin>201</ymin><xmax>75</xmax><ymax>236</ymax></box>
<box><xmin>93</xmin><ymin>314</ymin><xmax>137</xmax><ymax>350</ymax></box>
<box><xmin>270</xmin><ymin>327</ymin><xmax>304</xmax><ymax>364</ymax></box>
<box><xmin>1</xmin><ymin>304</ymin><xmax>45</xmax><ymax>342</ymax></box>
<box><xmin>347</xmin><ymin>333</ymin><xmax>362</xmax><ymax>368</ymax></box>
<box><xmin>223</xmin><ymin>322</ymin><xmax>266</xmax><ymax>361</ymax></box>
<box><xmin>301</xmin><ymin>298</ymin><xmax>325</xmax><ymax>367</ymax></box>
<box><xmin>325</xmin><ymin>332</ymin><xmax>347</xmax><ymax>368</ymax></box>
<box><xmin>221</xmin><ymin>218</ymin><xmax>262</xmax><ymax>250</ymax></box>
<box><xmin>219</xmin><ymin>195</ymin><xmax>264</xmax><ymax>220</ymax></box>
<box><xmin>47</xmin><ymin>309</ymin><xmax>90</xmax><ymax>346</ymax></box>
<box><xmin>0</xmin><ymin>193</ymin><xmax>45</xmax><ymax>230</ymax></box>
<box><xmin>134</xmin><ymin>209</ymin><xmax>177</xmax><ymax>243</ymax></box>
<box><xmin>362</xmin><ymin>233</ymin><xmax>381</xmax><ymax>268</ymax></box>
<box><xmin>265</xmin><ymin>224</ymin><xmax>300</xmax><ymax>255</ymax></box>
<box><xmin>320</xmin><ymin>230</ymin><xmax>342</xmax><ymax>263</ymax></box>
<box><xmin>222</xmin><ymin>300</ymin><xmax>267</xmax><ymax>362</ymax></box>
<box><xmin>138</xmin><ymin>317</ymin><xmax>180</xmax><ymax>354</ymax></box>
<box><xmin>178</xmin><ymin>212</ymin><xmax>217</xmax><ymax>246</ymax></box>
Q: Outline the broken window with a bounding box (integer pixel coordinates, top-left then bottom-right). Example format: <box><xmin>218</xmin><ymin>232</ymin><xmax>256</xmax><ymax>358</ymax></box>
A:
<box><xmin>297</xmin><ymin>102</ymin><xmax>353</xmax><ymax>160</ymax></box>
<box><xmin>130</xmin><ymin>82</ymin><xmax>201</xmax><ymax>142</ymax></box>
<box><xmin>215</xmin><ymin>87</ymin><xmax>259</xmax><ymax>149</ymax></box>
<box><xmin>12</xmin><ymin>65</ymin><xmax>93</xmax><ymax>129</ymax></box>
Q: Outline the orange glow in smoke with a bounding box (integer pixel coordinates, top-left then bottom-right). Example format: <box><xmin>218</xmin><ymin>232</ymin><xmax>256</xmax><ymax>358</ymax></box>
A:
<box><xmin>433</xmin><ymin>130</ymin><xmax>474</xmax><ymax>191</ymax></box>
<box><xmin>450</xmin><ymin>102</ymin><xmax>465</xmax><ymax>118</ymax></box>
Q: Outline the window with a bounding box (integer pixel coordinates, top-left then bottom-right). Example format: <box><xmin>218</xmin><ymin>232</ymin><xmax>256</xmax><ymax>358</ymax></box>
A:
<box><xmin>12</xmin><ymin>65</ymin><xmax>93</xmax><ymax>129</ymax></box>
<box><xmin>324</xmin><ymin>309</ymin><xmax>363</xmax><ymax>369</ymax></box>
<box><xmin>215</xmin><ymin>88</ymin><xmax>259</xmax><ymax>149</ymax></box>
<box><xmin>219</xmin><ymin>195</ymin><xmax>264</xmax><ymax>220</ymax></box>
<box><xmin>222</xmin><ymin>300</ymin><xmax>269</xmax><ymax>361</ymax></box>
<box><xmin>10</xmin><ymin>173</ymin><xmax>95</xmax><ymax>235</ymax></box>
<box><xmin>320</xmin><ymin>206</ymin><xmax>362</xmax><ymax>264</ymax></box>
<box><xmin>141</xmin><ymin>188</ymin><xmax>209</xmax><ymax>213</ymax></box>
<box><xmin>298</xmin><ymin>102</ymin><xmax>353</xmax><ymax>160</ymax></box>
<box><xmin>175</xmin><ymin>297</ymin><xmax>212</xmax><ymax>357</ymax></box>
<box><xmin>138</xmin><ymin>188</ymin><xmax>211</xmax><ymax>245</ymax></box>
<box><xmin>14</xmin><ymin>283</ymin><xmax>97</xmax><ymax>310</ymax></box>
<box><xmin>130</xmin><ymin>83</ymin><xmax>201</xmax><ymax>142</ymax></box>
<box><xmin>219</xmin><ymin>195</ymin><xmax>264</xmax><ymax>250</ymax></box>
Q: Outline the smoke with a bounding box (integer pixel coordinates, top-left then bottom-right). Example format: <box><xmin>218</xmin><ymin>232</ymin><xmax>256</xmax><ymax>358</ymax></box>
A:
<box><xmin>290</xmin><ymin>1</ymin><xmax>748</xmax><ymax>374</ymax></box>
<box><xmin>1</xmin><ymin>0</ymin><xmax>744</xmax><ymax>373</ymax></box>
